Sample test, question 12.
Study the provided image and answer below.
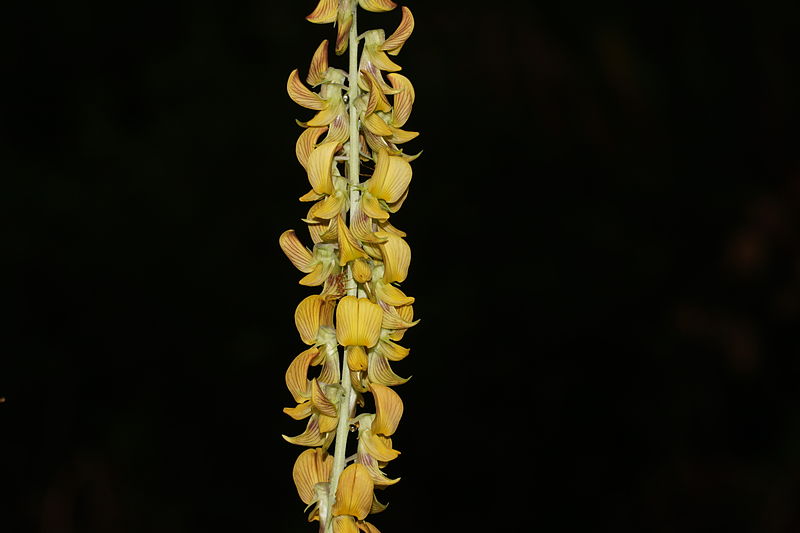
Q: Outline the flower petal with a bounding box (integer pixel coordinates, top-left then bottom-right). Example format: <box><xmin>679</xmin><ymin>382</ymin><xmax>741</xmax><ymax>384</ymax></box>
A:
<box><xmin>363</xmin><ymin>112</ymin><xmax>393</xmax><ymax>137</ymax></box>
<box><xmin>375</xmin><ymin>281</ymin><xmax>413</xmax><ymax>306</ymax></box>
<box><xmin>346</xmin><ymin>345</ymin><xmax>369</xmax><ymax>371</ymax></box>
<box><xmin>296</xmin><ymin>126</ymin><xmax>328</xmax><ymax>170</ymax></box>
<box><xmin>363</xmin><ymin>70</ymin><xmax>392</xmax><ymax>115</ymax></box>
<box><xmin>388</xmin><ymin>126</ymin><xmax>418</xmax><ymax>145</ymax></box>
<box><xmin>357</xmin><ymin>521</ymin><xmax>383</xmax><ymax>533</ymax></box>
<box><xmin>279</xmin><ymin>229</ymin><xmax>315</xmax><ymax>273</ymax></box>
<box><xmin>374</xmin><ymin>231</ymin><xmax>410</xmax><ymax>284</ymax></box>
<box><xmin>358</xmin><ymin>0</ymin><xmax>396</xmax><ymax>12</ymax></box>
<box><xmin>299</xmin><ymin>262</ymin><xmax>329</xmax><ymax>286</ymax></box>
<box><xmin>307</xmin><ymin>141</ymin><xmax>339</xmax><ymax>195</ymax></box>
<box><xmin>380</xmin><ymin>6</ymin><xmax>414</xmax><ymax>55</ymax></box>
<box><xmin>317</xmin><ymin>343</ymin><xmax>341</xmax><ymax>385</ymax></box>
<box><xmin>307</xmin><ymin>40</ymin><xmax>329</xmax><ymax>86</ymax></box>
<box><xmin>283</xmin><ymin>414</ymin><xmax>326</xmax><ymax>447</ymax></box>
<box><xmin>285</xmin><ymin>347</ymin><xmax>319</xmax><ymax>402</ymax></box>
<box><xmin>370</xmin><ymin>383</ymin><xmax>403</xmax><ymax>437</ymax></box>
<box><xmin>333</xmin><ymin>515</ymin><xmax>358</xmax><ymax>533</ymax></box>
<box><xmin>283</xmin><ymin>400</ymin><xmax>313</xmax><ymax>421</ymax></box>
<box><xmin>357</xmin><ymin>449</ymin><xmax>401</xmax><ymax>487</ymax></box>
<box><xmin>319</xmin><ymin>413</ymin><xmax>338</xmax><ymax>434</ymax></box>
<box><xmin>295</xmin><ymin>295</ymin><xmax>325</xmax><ymax>345</ymax></box>
<box><xmin>311</xmin><ymin>378</ymin><xmax>339</xmax><ymax>418</ymax></box>
<box><xmin>387</xmin><ymin>73</ymin><xmax>414</xmax><ymax>127</ymax></box>
<box><xmin>332</xmin><ymin>463</ymin><xmax>374</xmax><ymax>520</ymax></box>
<box><xmin>380</xmin><ymin>302</ymin><xmax>419</xmax><ymax>330</ymax></box>
<box><xmin>352</xmin><ymin>258</ymin><xmax>373</xmax><ymax>283</ymax></box>
<box><xmin>288</xmin><ymin>69</ymin><xmax>325</xmax><ymax>110</ymax></box>
<box><xmin>308</xmin><ymin>193</ymin><xmax>346</xmax><ymax>220</ymax></box>
<box><xmin>376</xmin><ymin>339</ymin><xmax>409</xmax><ymax>362</ymax></box>
<box><xmin>337</xmin><ymin>215</ymin><xmax>368</xmax><ymax>266</ymax></box>
<box><xmin>367</xmin><ymin>351</ymin><xmax>409</xmax><ymax>386</ymax></box>
<box><xmin>360</xmin><ymin>430</ymin><xmax>400</xmax><ymax>462</ymax></box>
<box><xmin>336</xmin><ymin>296</ymin><xmax>383</xmax><ymax>347</ymax></box>
<box><xmin>306</xmin><ymin>0</ymin><xmax>338</xmax><ymax>24</ymax></box>
<box><xmin>335</xmin><ymin>5</ymin><xmax>353</xmax><ymax>55</ymax></box>
<box><xmin>292</xmin><ymin>448</ymin><xmax>333</xmax><ymax>505</ymax></box>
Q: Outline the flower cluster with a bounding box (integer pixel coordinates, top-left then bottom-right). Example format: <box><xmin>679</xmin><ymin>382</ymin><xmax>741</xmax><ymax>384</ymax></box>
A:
<box><xmin>279</xmin><ymin>1</ymin><xmax>418</xmax><ymax>532</ymax></box>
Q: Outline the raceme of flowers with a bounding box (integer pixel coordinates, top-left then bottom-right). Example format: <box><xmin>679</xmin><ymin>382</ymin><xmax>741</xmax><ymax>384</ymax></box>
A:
<box><xmin>279</xmin><ymin>1</ymin><xmax>418</xmax><ymax>532</ymax></box>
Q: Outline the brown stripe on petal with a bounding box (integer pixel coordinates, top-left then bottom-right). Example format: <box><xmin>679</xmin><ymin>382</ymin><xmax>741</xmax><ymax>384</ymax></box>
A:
<box><xmin>325</xmin><ymin>114</ymin><xmax>349</xmax><ymax>144</ymax></box>
<box><xmin>317</xmin><ymin>343</ymin><xmax>341</xmax><ymax>385</ymax></box>
<box><xmin>358</xmin><ymin>0</ymin><xmax>397</xmax><ymax>12</ymax></box>
<box><xmin>287</xmin><ymin>69</ymin><xmax>326</xmax><ymax>110</ymax></box>
<box><xmin>381</xmin><ymin>6</ymin><xmax>415</xmax><ymax>55</ymax></box>
<box><xmin>279</xmin><ymin>229</ymin><xmax>315</xmax><ymax>273</ymax></box>
<box><xmin>370</xmin><ymin>383</ymin><xmax>404</xmax><ymax>437</ymax></box>
<box><xmin>307</xmin><ymin>141</ymin><xmax>338</xmax><ymax>195</ymax></box>
<box><xmin>332</xmin><ymin>464</ymin><xmax>374</xmax><ymax>520</ymax></box>
<box><xmin>380</xmin><ymin>155</ymin><xmax>412</xmax><ymax>203</ymax></box>
<box><xmin>282</xmin><ymin>414</ymin><xmax>326</xmax><ymax>447</ymax></box>
<box><xmin>367</xmin><ymin>351</ymin><xmax>409</xmax><ymax>386</ymax></box>
<box><xmin>306</xmin><ymin>0</ymin><xmax>338</xmax><ymax>24</ymax></box>
<box><xmin>295</xmin><ymin>295</ymin><xmax>325</xmax><ymax>345</ymax></box>
<box><xmin>388</xmin><ymin>127</ymin><xmax>419</xmax><ymax>145</ymax></box>
<box><xmin>296</xmin><ymin>126</ymin><xmax>328</xmax><ymax>169</ymax></box>
<box><xmin>285</xmin><ymin>347</ymin><xmax>319</xmax><ymax>402</ymax></box>
<box><xmin>335</xmin><ymin>9</ymin><xmax>353</xmax><ymax>56</ymax></box>
<box><xmin>387</xmin><ymin>73</ymin><xmax>415</xmax><ymax>127</ymax></box>
<box><xmin>360</xmin><ymin>430</ymin><xmax>400</xmax><ymax>462</ymax></box>
<box><xmin>307</xmin><ymin>40</ymin><xmax>329</xmax><ymax>86</ymax></box>
<box><xmin>299</xmin><ymin>262</ymin><xmax>329</xmax><ymax>287</ymax></box>
<box><xmin>311</xmin><ymin>378</ymin><xmax>338</xmax><ymax>417</ymax></box>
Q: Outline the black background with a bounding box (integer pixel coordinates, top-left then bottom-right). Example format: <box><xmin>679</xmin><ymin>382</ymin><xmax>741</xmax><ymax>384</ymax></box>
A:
<box><xmin>3</xmin><ymin>1</ymin><xmax>800</xmax><ymax>532</ymax></box>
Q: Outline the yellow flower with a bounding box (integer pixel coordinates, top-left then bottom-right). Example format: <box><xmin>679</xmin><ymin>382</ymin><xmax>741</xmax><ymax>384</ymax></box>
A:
<box><xmin>307</xmin><ymin>0</ymin><xmax>398</xmax><ymax>55</ymax></box>
<box><xmin>336</xmin><ymin>295</ymin><xmax>383</xmax><ymax>371</ymax></box>
<box><xmin>360</xmin><ymin>148</ymin><xmax>412</xmax><ymax>221</ymax></box>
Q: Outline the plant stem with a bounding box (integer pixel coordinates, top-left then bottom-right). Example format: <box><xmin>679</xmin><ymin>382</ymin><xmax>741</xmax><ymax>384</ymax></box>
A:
<box><xmin>325</xmin><ymin>2</ymin><xmax>360</xmax><ymax>531</ymax></box>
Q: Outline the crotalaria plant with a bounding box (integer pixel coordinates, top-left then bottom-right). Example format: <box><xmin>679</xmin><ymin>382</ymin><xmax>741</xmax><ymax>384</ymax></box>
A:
<box><xmin>279</xmin><ymin>1</ymin><xmax>418</xmax><ymax>532</ymax></box>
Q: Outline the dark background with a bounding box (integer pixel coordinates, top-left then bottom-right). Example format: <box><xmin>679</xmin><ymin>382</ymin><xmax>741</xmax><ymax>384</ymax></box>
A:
<box><xmin>3</xmin><ymin>1</ymin><xmax>800</xmax><ymax>531</ymax></box>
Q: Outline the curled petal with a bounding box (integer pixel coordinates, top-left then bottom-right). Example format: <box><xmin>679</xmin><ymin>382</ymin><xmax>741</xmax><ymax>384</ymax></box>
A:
<box><xmin>295</xmin><ymin>295</ymin><xmax>325</xmax><ymax>345</ymax></box>
<box><xmin>380</xmin><ymin>303</ymin><xmax>419</xmax><ymax>330</ymax></box>
<box><xmin>363</xmin><ymin>70</ymin><xmax>392</xmax><ymax>115</ymax></box>
<box><xmin>367</xmin><ymin>149</ymin><xmax>412</xmax><ymax>203</ymax></box>
<box><xmin>363</xmin><ymin>113</ymin><xmax>393</xmax><ymax>137</ymax></box>
<box><xmin>337</xmin><ymin>215</ymin><xmax>368</xmax><ymax>266</ymax></box>
<box><xmin>361</xmin><ymin>430</ymin><xmax>400</xmax><ymax>462</ymax></box>
<box><xmin>296</xmin><ymin>126</ymin><xmax>328</xmax><ymax>170</ymax></box>
<box><xmin>279</xmin><ymin>229</ymin><xmax>314</xmax><ymax>273</ymax></box>
<box><xmin>381</xmin><ymin>6</ymin><xmax>414</xmax><ymax>55</ymax></box>
<box><xmin>358</xmin><ymin>450</ymin><xmax>400</xmax><ymax>487</ymax></box>
<box><xmin>360</xmin><ymin>192</ymin><xmax>389</xmax><ymax>221</ymax></box>
<box><xmin>308</xmin><ymin>192</ymin><xmax>346</xmax><ymax>220</ymax></box>
<box><xmin>311</xmin><ymin>378</ymin><xmax>339</xmax><ymax>417</ymax></box>
<box><xmin>285</xmin><ymin>347</ymin><xmax>320</xmax><ymax>402</ymax></box>
<box><xmin>375</xmin><ymin>281</ymin><xmax>413</xmax><ymax>306</ymax></box>
<box><xmin>376</xmin><ymin>339</ymin><xmax>409</xmax><ymax>362</ymax></box>
<box><xmin>307</xmin><ymin>103</ymin><xmax>342</xmax><ymax>127</ymax></box>
<box><xmin>288</xmin><ymin>69</ymin><xmax>325</xmax><ymax>110</ymax></box>
<box><xmin>299</xmin><ymin>262</ymin><xmax>329</xmax><ymax>287</ymax></box>
<box><xmin>358</xmin><ymin>0</ymin><xmax>396</xmax><ymax>12</ymax></box>
<box><xmin>326</xmin><ymin>114</ymin><xmax>350</xmax><ymax>144</ymax></box>
<box><xmin>306</xmin><ymin>0</ymin><xmax>338</xmax><ymax>23</ymax></box>
<box><xmin>332</xmin><ymin>463</ymin><xmax>374</xmax><ymax>520</ymax></box>
<box><xmin>319</xmin><ymin>413</ymin><xmax>338</xmax><ymax>434</ymax></box>
<box><xmin>370</xmin><ymin>383</ymin><xmax>403</xmax><ymax>437</ymax></box>
<box><xmin>283</xmin><ymin>400</ymin><xmax>313</xmax><ymax>420</ymax></box>
<box><xmin>347</xmin><ymin>345</ymin><xmax>368</xmax><ymax>371</ymax></box>
<box><xmin>352</xmin><ymin>258</ymin><xmax>373</xmax><ymax>283</ymax></box>
<box><xmin>307</xmin><ymin>141</ymin><xmax>339</xmax><ymax>195</ymax></box>
<box><xmin>307</xmin><ymin>40</ymin><xmax>329</xmax><ymax>86</ymax></box>
<box><xmin>387</xmin><ymin>73</ymin><xmax>415</xmax><ymax>127</ymax></box>
<box><xmin>374</xmin><ymin>231</ymin><xmax>410</xmax><ymax>284</ymax></box>
<box><xmin>283</xmin><ymin>414</ymin><xmax>326</xmax><ymax>447</ymax></box>
<box><xmin>335</xmin><ymin>5</ymin><xmax>353</xmax><ymax>55</ymax></box>
<box><xmin>358</xmin><ymin>521</ymin><xmax>383</xmax><ymax>533</ymax></box>
<box><xmin>333</xmin><ymin>515</ymin><xmax>358</xmax><ymax>533</ymax></box>
<box><xmin>388</xmin><ymin>126</ymin><xmax>419</xmax><ymax>145</ymax></box>
<box><xmin>367</xmin><ymin>350</ymin><xmax>409</xmax><ymax>386</ymax></box>
<box><xmin>292</xmin><ymin>448</ymin><xmax>333</xmax><ymax>505</ymax></box>
<box><xmin>336</xmin><ymin>296</ymin><xmax>383</xmax><ymax>348</ymax></box>
<box><xmin>318</xmin><ymin>343</ymin><xmax>341</xmax><ymax>385</ymax></box>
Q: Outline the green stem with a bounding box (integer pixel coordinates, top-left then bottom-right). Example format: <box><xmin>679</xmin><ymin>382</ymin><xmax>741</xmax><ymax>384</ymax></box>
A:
<box><xmin>325</xmin><ymin>2</ymin><xmax>360</xmax><ymax>531</ymax></box>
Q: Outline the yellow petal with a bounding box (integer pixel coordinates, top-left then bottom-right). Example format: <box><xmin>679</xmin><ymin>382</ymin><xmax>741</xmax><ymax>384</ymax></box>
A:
<box><xmin>387</xmin><ymin>73</ymin><xmax>414</xmax><ymax>129</ymax></box>
<box><xmin>285</xmin><ymin>347</ymin><xmax>319</xmax><ymax>402</ymax></box>
<box><xmin>386</xmin><ymin>185</ymin><xmax>409</xmax><ymax>213</ymax></box>
<box><xmin>367</xmin><ymin>351</ymin><xmax>409</xmax><ymax>386</ymax></box>
<box><xmin>363</xmin><ymin>112</ymin><xmax>393</xmax><ymax>137</ymax></box>
<box><xmin>375</xmin><ymin>281</ymin><xmax>413</xmax><ymax>306</ymax></box>
<box><xmin>326</xmin><ymin>114</ymin><xmax>350</xmax><ymax>144</ymax></box>
<box><xmin>374</xmin><ymin>231</ymin><xmax>410</xmax><ymax>284</ymax></box>
<box><xmin>388</xmin><ymin>126</ymin><xmax>418</xmax><ymax>145</ymax></box>
<box><xmin>295</xmin><ymin>295</ymin><xmax>325</xmax><ymax>345</ymax></box>
<box><xmin>282</xmin><ymin>414</ymin><xmax>326</xmax><ymax>447</ymax></box>
<box><xmin>360</xmin><ymin>192</ymin><xmax>389</xmax><ymax>221</ymax></box>
<box><xmin>358</xmin><ymin>0</ymin><xmax>396</xmax><ymax>12</ymax></box>
<box><xmin>296</xmin><ymin>126</ymin><xmax>328</xmax><ymax>170</ymax></box>
<box><xmin>367</xmin><ymin>47</ymin><xmax>402</xmax><ymax>72</ymax></box>
<box><xmin>352</xmin><ymin>258</ymin><xmax>373</xmax><ymax>283</ymax></box>
<box><xmin>292</xmin><ymin>448</ymin><xmax>333</xmax><ymax>505</ymax></box>
<box><xmin>336</xmin><ymin>296</ymin><xmax>383</xmax><ymax>347</ymax></box>
<box><xmin>376</xmin><ymin>339</ymin><xmax>409</xmax><ymax>362</ymax></box>
<box><xmin>299</xmin><ymin>262</ymin><xmax>328</xmax><ymax>286</ymax></box>
<box><xmin>319</xmin><ymin>413</ymin><xmax>339</xmax><ymax>434</ymax></box>
<box><xmin>307</xmin><ymin>141</ymin><xmax>339</xmax><ymax>195</ymax></box>
<box><xmin>347</xmin><ymin>345</ymin><xmax>368</xmax><ymax>371</ymax></box>
<box><xmin>363</xmin><ymin>70</ymin><xmax>392</xmax><ymax>115</ymax></box>
<box><xmin>333</xmin><ymin>515</ymin><xmax>358</xmax><ymax>533</ymax></box>
<box><xmin>367</xmin><ymin>150</ymin><xmax>412</xmax><ymax>203</ymax></box>
<box><xmin>306</xmin><ymin>101</ymin><xmax>342</xmax><ymax>127</ymax></box>
<box><xmin>380</xmin><ymin>303</ymin><xmax>419</xmax><ymax>331</ymax></box>
<box><xmin>308</xmin><ymin>193</ymin><xmax>346</xmax><ymax>220</ymax></box>
<box><xmin>363</xmin><ymin>126</ymin><xmax>392</xmax><ymax>154</ymax></box>
<box><xmin>358</xmin><ymin>450</ymin><xmax>400</xmax><ymax>487</ymax></box>
<box><xmin>307</xmin><ymin>40</ymin><xmax>329</xmax><ymax>86</ymax></box>
<box><xmin>358</xmin><ymin>521</ymin><xmax>383</xmax><ymax>533</ymax></box>
<box><xmin>311</xmin><ymin>378</ymin><xmax>339</xmax><ymax>418</ymax></box>
<box><xmin>306</xmin><ymin>0</ymin><xmax>338</xmax><ymax>23</ymax></box>
<box><xmin>287</xmin><ymin>69</ymin><xmax>325</xmax><ymax>110</ymax></box>
<box><xmin>370</xmin><ymin>493</ymin><xmax>389</xmax><ymax>514</ymax></box>
<box><xmin>337</xmin><ymin>215</ymin><xmax>367</xmax><ymax>266</ymax></box>
<box><xmin>370</xmin><ymin>383</ymin><xmax>403</xmax><ymax>437</ymax></box>
<box><xmin>332</xmin><ymin>463</ymin><xmax>374</xmax><ymax>520</ymax></box>
<box><xmin>381</xmin><ymin>6</ymin><xmax>414</xmax><ymax>55</ymax></box>
<box><xmin>299</xmin><ymin>189</ymin><xmax>325</xmax><ymax>203</ymax></box>
<box><xmin>361</xmin><ymin>430</ymin><xmax>400</xmax><ymax>462</ymax></box>
<box><xmin>283</xmin><ymin>400</ymin><xmax>313</xmax><ymax>420</ymax></box>
<box><xmin>335</xmin><ymin>8</ymin><xmax>353</xmax><ymax>55</ymax></box>
<box><xmin>318</xmin><ymin>343</ymin><xmax>342</xmax><ymax>385</ymax></box>
<box><xmin>279</xmin><ymin>229</ymin><xmax>315</xmax><ymax>273</ymax></box>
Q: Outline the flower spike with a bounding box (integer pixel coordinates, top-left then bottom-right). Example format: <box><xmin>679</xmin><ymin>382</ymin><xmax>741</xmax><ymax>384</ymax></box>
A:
<box><xmin>282</xmin><ymin>1</ymin><xmax>419</xmax><ymax>530</ymax></box>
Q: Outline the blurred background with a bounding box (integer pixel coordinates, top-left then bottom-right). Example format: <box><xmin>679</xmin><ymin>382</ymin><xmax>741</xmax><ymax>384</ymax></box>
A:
<box><xmin>3</xmin><ymin>0</ymin><xmax>799</xmax><ymax>531</ymax></box>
